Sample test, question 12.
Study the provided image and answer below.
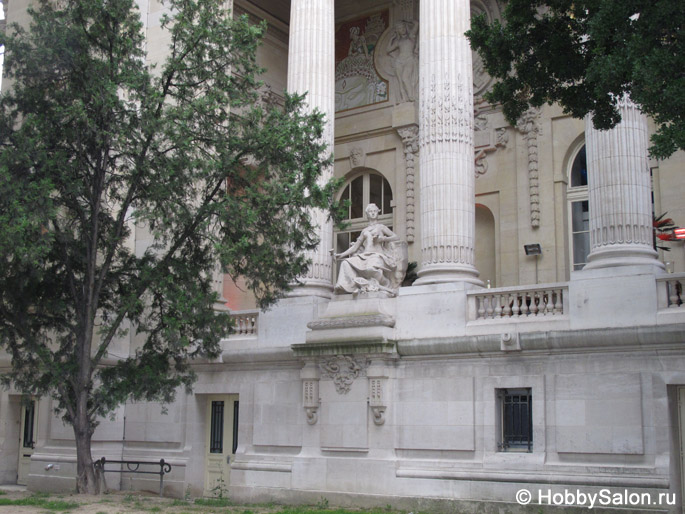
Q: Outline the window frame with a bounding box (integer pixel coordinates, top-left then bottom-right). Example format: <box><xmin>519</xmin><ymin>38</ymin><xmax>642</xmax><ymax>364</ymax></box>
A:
<box><xmin>334</xmin><ymin>170</ymin><xmax>394</xmax><ymax>256</ymax></box>
<box><xmin>567</xmin><ymin>142</ymin><xmax>590</xmax><ymax>272</ymax></box>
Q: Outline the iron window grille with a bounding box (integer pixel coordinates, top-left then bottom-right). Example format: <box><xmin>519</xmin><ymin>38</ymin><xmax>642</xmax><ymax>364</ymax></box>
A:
<box><xmin>498</xmin><ymin>388</ymin><xmax>532</xmax><ymax>452</ymax></box>
<box><xmin>209</xmin><ymin>400</ymin><xmax>224</xmax><ymax>454</ymax></box>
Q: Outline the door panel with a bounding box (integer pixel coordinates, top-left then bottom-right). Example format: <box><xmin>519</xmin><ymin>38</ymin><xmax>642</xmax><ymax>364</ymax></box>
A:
<box><xmin>204</xmin><ymin>395</ymin><xmax>238</xmax><ymax>496</ymax></box>
<box><xmin>17</xmin><ymin>400</ymin><xmax>37</xmax><ymax>485</ymax></box>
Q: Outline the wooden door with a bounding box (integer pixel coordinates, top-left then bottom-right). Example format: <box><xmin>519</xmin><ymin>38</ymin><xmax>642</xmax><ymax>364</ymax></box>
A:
<box><xmin>204</xmin><ymin>395</ymin><xmax>239</xmax><ymax>496</ymax></box>
<box><xmin>17</xmin><ymin>400</ymin><xmax>37</xmax><ymax>485</ymax></box>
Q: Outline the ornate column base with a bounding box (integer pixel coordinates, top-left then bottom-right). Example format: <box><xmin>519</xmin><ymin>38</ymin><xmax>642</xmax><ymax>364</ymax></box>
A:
<box><xmin>584</xmin><ymin>245</ymin><xmax>665</xmax><ymax>272</ymax></box>
<box><xmin>286</xmin><ymin>279</ymin><xmax>333</xmax><ymax>300</ymax></box>
<box><xmin>414</xmin><ymin>263</ymin><xmax>483</xmax><ymax>286</ymax></box>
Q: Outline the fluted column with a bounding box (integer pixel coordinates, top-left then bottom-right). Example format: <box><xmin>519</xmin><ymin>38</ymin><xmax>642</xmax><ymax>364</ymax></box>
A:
<box><xmin>414</xmin><ymin>0</ymin><xmax>481</xmax><ymax>285</ymax></box>
<box><xmin>584</xmin><ymin>95</ymin><xmax>663</xmax><ymax>270</ymax></box>
<box><xmin>287</xmin><ymin>0</ymin><xmax>335</xmax><ymax>297</ymax></box>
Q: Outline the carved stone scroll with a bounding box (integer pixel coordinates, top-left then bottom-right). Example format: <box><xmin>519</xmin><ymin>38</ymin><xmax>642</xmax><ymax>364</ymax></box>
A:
<box><xmin>516</xmin><ymin>107</ymin><xmax>542</xmax><ymax>228</ymax></box>
<box><xmin>397</xmin><ymin>125</ymin><xmax>418</xmax><ymax>243</ymax></box>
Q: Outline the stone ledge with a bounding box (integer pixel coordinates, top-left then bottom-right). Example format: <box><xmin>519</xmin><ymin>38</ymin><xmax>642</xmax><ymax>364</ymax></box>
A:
<box><xmin>396</xmin><ymin>468</ymin><xmax>669</xmax><ymax>489</ymax></box>
<box><xmin>307</xmin><ymin>314</ymin><xmax>395</xmax><ymax>330</ymax></box>
<box><xmin>397</xmin><ymin>323</ymin><xmax>685</xmax><ymax>357</ymax></box>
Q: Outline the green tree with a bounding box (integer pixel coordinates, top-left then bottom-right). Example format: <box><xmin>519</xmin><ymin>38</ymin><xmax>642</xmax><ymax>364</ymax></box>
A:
<box><xmin>467</xmin><ymin>0</ymin><xmax>685</xmax><ymax>159</ymax></box>
<box><xmin>0</xmin><ymin>0</ymin><xmax>339</xmax><ymax>493</ymax></box>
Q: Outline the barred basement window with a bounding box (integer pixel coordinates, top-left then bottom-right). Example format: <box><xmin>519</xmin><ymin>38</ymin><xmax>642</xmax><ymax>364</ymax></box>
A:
<box><xmin>22</xmin><ymin>401</ymin><xmax>36</xmax><ymax>449</ymax></box>
<box><xmin>232</xmin><ymin>400</ymin><xmax>239</xmax><ymax>454</ymax></box>
<box><xmin>498</xmin><ymin>388</ymin><xmax>532</xmax><ymax>452</ymax></box>
<box><xmin>209</xmin><ymin>400</ymin><xmax>224</xmax><ymax>454</ymax></box>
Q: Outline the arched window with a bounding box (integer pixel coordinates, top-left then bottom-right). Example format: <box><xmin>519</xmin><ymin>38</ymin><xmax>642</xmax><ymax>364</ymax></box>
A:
<box><xmin>335</xmin><ymin>171</ymin><xmax>393</xmax><ymax>256</ymax></box>
<box><xmin>567</xmin><ymin>144</ymin><xmax>590</xmax><ymax>271</ymax></box>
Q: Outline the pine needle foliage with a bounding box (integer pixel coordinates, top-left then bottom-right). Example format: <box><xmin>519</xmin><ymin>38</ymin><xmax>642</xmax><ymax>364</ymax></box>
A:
<box><xmin>0</xmin><ymin>0</ymin><xmax>341</xmax><ymax>493</ymax></box>
<box><xmin>467</xmin><ymin>0</ymin><xmax>685</xmax><ymax>159</ymax></box>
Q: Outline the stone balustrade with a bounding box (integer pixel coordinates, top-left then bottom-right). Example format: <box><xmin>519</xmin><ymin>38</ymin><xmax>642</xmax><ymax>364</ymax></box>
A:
<box><xmin>657</xmin><ymin>274</ymin><xmax>685</xmax><ymax>309</ymax></box>
<box><xmin>469</xmin><ymin>283</ymin><xmax>568</xmax><ymax>321</ymax></box>
<box><xmin>230</xmin><ymin>310</ymin><xmax>259</xmax><ymax>337</ymax></box>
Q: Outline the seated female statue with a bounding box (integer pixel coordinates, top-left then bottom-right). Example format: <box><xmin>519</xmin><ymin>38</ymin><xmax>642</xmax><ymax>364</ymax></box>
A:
<box><xmin>332</xmin><ymin>203</ymin><xmax>406</xmax><ymax>296</ymax></box>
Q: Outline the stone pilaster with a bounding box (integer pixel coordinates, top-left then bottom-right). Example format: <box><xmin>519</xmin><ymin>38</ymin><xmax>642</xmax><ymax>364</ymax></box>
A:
<box><xmin>584</xmin><ymin>95</ymin><xmax>663</xmax><ymax>270</ymax></box>
<box><xmin>414</xmin><ymin>0</ymin><xmax>481</xmax><ymax>285</ymax></box>
<box><xmin>286</xmin><ymin>0</ymin><xmax>335</xmax><ymax>297</ymax></box>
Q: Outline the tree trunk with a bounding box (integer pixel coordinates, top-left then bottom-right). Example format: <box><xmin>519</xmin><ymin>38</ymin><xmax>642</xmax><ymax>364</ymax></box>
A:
<box><xmin>73</xmin><ymin>397</ymin><xmax>97</xmax><ymax>494</ymax></box>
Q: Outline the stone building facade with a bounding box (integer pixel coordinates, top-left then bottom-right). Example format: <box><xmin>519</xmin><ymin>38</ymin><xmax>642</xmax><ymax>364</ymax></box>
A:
<box><xmin>2</xmin><ymin>0</ymin><xmax>685</xmax><ymax>512</ymax></box>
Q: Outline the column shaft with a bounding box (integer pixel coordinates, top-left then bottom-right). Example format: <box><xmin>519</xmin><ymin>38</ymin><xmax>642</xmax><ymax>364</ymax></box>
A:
<box><xmin>584</xmin><ymin>95</ymin><xmax>662</xmax><ymax>270</ymax></box>
<box><xmin>414</xmin><ymin>0</ymin><xmax>481</xmax><ymax>285</ymax></box>
<box><xmin>287</xmin><ymin>0</ymin><xmax>335</xmax><ymax>297</ymax></box>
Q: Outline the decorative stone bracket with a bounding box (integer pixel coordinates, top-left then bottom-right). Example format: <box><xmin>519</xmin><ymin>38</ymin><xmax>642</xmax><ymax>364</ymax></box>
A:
<box><xmin>368</xmin><ymin>377</ymin><xmax>387</xmax><ymax>425</ymax></box>
<box><xmin>367</xmin><ymin>359</ymin><xmax>391</xmax><ymax>426</ymax></box>
<box><xmin>301</xmin><ymin>363</ymin><xmax>320</xmax><ymax>425</ymax></box>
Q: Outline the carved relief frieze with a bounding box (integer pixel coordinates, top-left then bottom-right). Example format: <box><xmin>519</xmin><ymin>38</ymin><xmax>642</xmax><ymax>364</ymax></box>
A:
<box><xmin>392</xmin><ymin>0</ymin><xmax>416</xmax><ymax>23</ymax></box>
<box><xmin>349</xmin><ymin>146</ymin><xmax>366</xmax><ymax>169</ymax></box>
<box><xmin>420</xmin><ymin>74</ymin><xmax>473</xmax><ymax>150</ymax></box>
<box><xmin>319</xmin><ymin>355</ymin><xmax>368</xmax><ymax>395</ymax></box>
<box><xmin>335</xmin><ymin>11</ymin><xmax>390</xmax><ymax>111</ymax></box>
<box><xmin>516</xmin><ymin>107</ymin><xmax>542</xmax><ymax>228</ymax></box>
<box><xmin>396</xmin><ymin>125</ymin><xmax>419</xmax><ymax>243</ymax></box>
<box><xmin>257</xmin><ymin>83</ymin><xmax>282</xmax><ymax>108</ymax></box>
<box><xmin>473</xmin><ymin>112</ymin><xmax>509</xmax><ymax>178</ymax></box>
<box><xmin>471</xmin><ymin>2</ymin><xmax>495</xmax><ymax>96</ymax></box>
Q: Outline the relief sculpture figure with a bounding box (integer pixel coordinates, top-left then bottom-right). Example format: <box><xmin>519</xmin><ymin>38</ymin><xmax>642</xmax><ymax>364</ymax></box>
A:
<box><xmin>386</xmin><ymin>20</ymin><xmax>418</xmax><ymax>103</ymax></box>
<box><xmin>332</xmin><ymin>203</ymin><xmax>408</xmax><ymax>296</ymax></box>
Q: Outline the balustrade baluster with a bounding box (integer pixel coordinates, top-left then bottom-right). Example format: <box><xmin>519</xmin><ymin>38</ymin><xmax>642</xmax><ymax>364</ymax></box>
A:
<box><xmin>554</xmin><ymin>289</ymin><xmax>563</xmax><ymax>314</ymax></box>
<box><xmin>503</xmin><ymin>294</ymin><xmax>512</xmax><ymax>318</ymax></box>
<box><xmin>512</xmin><ymin>294</ymin><xmax>521</xmax><ymax>317</ymax></box>
<box><xmin>485</xmin><ymin>296</ymin><xmax>494</xmax><ymax>318</ymax></box>
<box><xmin>522</xmin><ymin>295</ymin><xmax>530</xmax><ymax>316</ymax></box>
<box><xmin>477</xmin><ymin>296</ymin><xmax>486</xmax><ymax>319</ymax></box>
<box><xmin>494</xmin><ymin>294</ymin><xmax>502</xmax><ymax>318</ymax></box>
<box><xmin>669</xmin><ymin>280</ymin><xmax>682</xmax><ymax>308</ymax></box>
<box><xmin>545</xmin><ymin>290</ymin><xmax>553</xmax><ymax>315</ymax></box>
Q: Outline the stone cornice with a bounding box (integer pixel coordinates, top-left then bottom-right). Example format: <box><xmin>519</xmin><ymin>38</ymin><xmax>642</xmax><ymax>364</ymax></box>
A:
<box><xmin>307</xmin><ymin>314</ymin><xmax>395</xmax><ymax>331</ymax></box>
<box><xmin>397</xmin><ymin>324</ymin><xmax>685</xmax><ymax>358</ymax></box>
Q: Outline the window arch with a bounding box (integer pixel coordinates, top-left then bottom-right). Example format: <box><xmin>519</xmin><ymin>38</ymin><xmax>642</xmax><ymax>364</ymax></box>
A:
<box><xmin>567</xmin><ymin>142</ymin><xmax>590</xmax><ymax>271</ymax></box>
<box><xmin>335</xmin><ymin>170</ymin><xmax>393</xmax><ymax>256</ymax></box>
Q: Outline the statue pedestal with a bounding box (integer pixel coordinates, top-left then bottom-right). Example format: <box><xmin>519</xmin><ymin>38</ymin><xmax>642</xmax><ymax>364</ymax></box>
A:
<box><xmin>298</xmin><ymin>293</ymin><xmax>397</xmax><ymax>349</ymax></box>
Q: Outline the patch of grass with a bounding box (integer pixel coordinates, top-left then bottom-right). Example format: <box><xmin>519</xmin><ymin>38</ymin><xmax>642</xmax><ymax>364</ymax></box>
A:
<box><xmin>0</xmin><ymin>496</ymin><xmax>79</xmax><ymax>511</ymax></box>
<box><xmin>98</xmin><ymin>497</ymin><xmax>113</xmax><ymax>503</ymax></box>
<box><xmin>42</xmin><ymin>499</ymin><xmax>80</xmax><ymax>511</ymax></box>
<box><xmin>194</xmin><ymin>497</ymin><xmax>233</xmax><ymax>507</ymax></box>
<box><xmin>171</xmin><ymin>499</ymin><xmax>191</xmax><ymax>506</ymax></box>
<box><xmin>0</xmin><ymin>491</ymin><xmax>6</xmax><ymax>496</ymax></box>
<box><xmin>96</xmin><ymin>511</ymin><xmax>108</xmax><ymax>514</ymax></box>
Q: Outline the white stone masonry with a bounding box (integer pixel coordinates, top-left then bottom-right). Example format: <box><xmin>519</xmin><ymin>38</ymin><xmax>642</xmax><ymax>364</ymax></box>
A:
<box><xmin>287</xmin><ymin>0</ymin><xmax>336</xmax><ymax>297</ymax></box>
<box><xmin>414</xmin><ymin>0</ymin><xmax>481</xmax><ymax>285</ymax></box>
<box><xmin>585</xmin><ymin>95</ymin><xmax>663</xmax><ymax>270</ymax></box>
